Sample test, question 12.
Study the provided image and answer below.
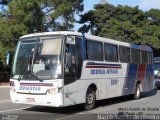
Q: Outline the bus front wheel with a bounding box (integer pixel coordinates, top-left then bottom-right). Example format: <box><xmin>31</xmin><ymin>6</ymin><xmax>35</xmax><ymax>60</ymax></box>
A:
<box><xmin>84</xmin><ymin>87</ymin><xmax>96</xmax><ymax>110</ymax></box>
<box><xmin>134</xmin><ymin>83</ymin><xmax>141</xmax><ymax>100</ymax></box>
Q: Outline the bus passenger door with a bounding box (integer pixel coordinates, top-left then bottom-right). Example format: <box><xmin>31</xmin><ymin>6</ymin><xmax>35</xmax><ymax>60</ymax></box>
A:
<box><xmin>64</xmin><ymin>36</ymin><xmax>85</xmax><ymax>106</ymax></box>
<box><xmin>64</xmin><ymin>36</ymin><xmax>77</xmax><ymax>85</ymax></box>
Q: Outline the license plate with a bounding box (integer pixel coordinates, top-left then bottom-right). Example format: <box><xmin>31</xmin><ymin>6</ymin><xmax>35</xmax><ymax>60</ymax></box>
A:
<box><xmin>26</xmin><ymin>98</ymin><xmax>35</xmax><ymax>103</ymax></box>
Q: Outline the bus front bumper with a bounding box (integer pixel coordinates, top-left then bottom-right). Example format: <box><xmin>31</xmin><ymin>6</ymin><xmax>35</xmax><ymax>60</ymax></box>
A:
<box><xmin>10</xmin><ymin>92</ymin><xmax>64</xmax><ymax>107</ymax></box>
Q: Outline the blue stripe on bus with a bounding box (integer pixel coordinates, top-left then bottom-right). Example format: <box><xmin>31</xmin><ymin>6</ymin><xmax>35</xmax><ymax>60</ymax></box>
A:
<box><xmin>144</xmin><ymin>64</ymin><xmax>154</xmax><ymax>91</ymax></box>
<box><xmin>143</xmin><ymin>65</ymin><xmax>148</xmax><ymax>91</ymax></box>
<box><xmin>131</xmin><ymin>44</ymin><xmax>152</xmax><ymax>52</ymax></box>
<box><xmin>132</xmin><ymin>44</ymin><xmax>141</xmax><ymax>49</ymax></box>
<box><xmin>122</xmin><ymin>64</ymin><xmax>138</xmax><ymax>95</ymax></box>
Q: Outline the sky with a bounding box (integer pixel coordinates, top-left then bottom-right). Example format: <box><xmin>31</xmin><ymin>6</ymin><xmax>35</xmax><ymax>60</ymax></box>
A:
<box><xmin>1</xmin><ymin>0</ymin><xmax>160</xmax><ymax>31</ymax></box>
<box><xmin>74</xmin><ymin>0</ymin><xmax>160</xmax><ymax>31</ymax></box>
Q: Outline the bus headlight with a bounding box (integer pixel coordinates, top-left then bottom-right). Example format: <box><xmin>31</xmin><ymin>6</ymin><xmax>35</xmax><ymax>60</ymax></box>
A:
<box><xmin>47</xmin><ymin>87</ymin><xmax>63</xmax><ymax>95</ymax></box>
<box><xmin>10</xmin><ymin>88</ymin><xmax>16</xmax><ymax>93</ymax></box>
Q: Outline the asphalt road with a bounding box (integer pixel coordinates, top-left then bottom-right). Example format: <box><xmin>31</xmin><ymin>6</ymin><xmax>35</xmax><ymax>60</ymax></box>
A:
<box><xmin>0</xmin><ymin>87</ymin><xmax>160</xmax><ymax>120</ymax></box>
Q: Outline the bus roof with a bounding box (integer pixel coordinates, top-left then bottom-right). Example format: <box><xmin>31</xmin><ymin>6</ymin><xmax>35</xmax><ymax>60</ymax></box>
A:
<box><xmin>20</xmin><ymin>31</ymin><xmax>152</xmax><ymax>52</ymax></box>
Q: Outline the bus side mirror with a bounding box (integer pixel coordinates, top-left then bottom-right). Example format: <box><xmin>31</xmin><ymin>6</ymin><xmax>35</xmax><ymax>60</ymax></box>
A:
<box><xmin>5</xmin><ymin>51</ymin><xmax>13</xmax><ymax>68</ymax></box>
<box><xmin>6</xmin><ymin>52</ymin><xmax>10</xmax><ymax>66</ymax></box>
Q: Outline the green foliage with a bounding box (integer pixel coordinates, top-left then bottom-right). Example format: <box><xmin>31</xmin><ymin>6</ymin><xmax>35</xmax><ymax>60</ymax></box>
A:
<box><xmin>78</xmin><ymin>3</ymin><xmax>160</xmax><ymax>48</ymax></box>
<box><xmin>8</xmin><ymin>0</ymin><xmax>44</xmax><ymax>33</ymax></box>
<box><xmin>0</xmin><ymin>42</ymin><xmax>14</xmax><ymax>65</ymax></box>
<box><xmin>0</xmin><ymin>0</ymin><xmax>44</xmax><ymax>65</ymax></box>
<box><xmin>0</xmin><ymin>0</ymin><xmax>44</xmax><ymax>46</ymax></box>
<box><xmin>0</xmin><ymin>0</ymin><xmax>84</xmax><ymax>65</ymax></box>
<box><xmin>40</xmin><ymin>0</ymin><xmax>83</xmax><ymax>30</ymax></box>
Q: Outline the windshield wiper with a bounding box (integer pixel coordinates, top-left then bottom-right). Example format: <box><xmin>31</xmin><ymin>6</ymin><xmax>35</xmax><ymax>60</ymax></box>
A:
<box><xmin>18</xmin><ymin>64</ymin><xmax>28</xmax><ymax>81</ymax></box>
<box><xmin>18</xmin><ymin>69</ymin><xmax>43</xmax><ymax>82</ymax></box>
<box><xmin>18</xmin><ymin>72</ymin><xmax>43</xmax><ymax>82</ymax></box>
<box><xmin>30</xmin><ymin>71</ymin><xmax>43</xmax><ymax>82</ymax></box>
<box><xmin>18</xmin><ymin>75</ymin><xmax>23</xmax><ymax>81</ymax></box>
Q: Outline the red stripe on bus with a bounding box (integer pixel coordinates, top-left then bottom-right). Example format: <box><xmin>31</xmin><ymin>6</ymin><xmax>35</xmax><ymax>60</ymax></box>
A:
<box><xmin>136</xmin><ymin>64</ymin><xmax>147</xmax><ymax>81</ymax></box>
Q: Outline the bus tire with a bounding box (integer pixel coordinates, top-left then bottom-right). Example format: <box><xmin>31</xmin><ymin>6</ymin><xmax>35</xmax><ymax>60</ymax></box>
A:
<box><xmin>134</xmin><ymin>83</ymin><xmax>141</xmax><ymax>100</ymax></box>
<box><xmin>84</xmin><ymin>87</ymin><xmax>96</xmax><ymax>110</ymax></box>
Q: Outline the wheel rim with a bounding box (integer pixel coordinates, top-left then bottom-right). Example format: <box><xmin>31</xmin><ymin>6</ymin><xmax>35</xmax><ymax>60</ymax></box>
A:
<box><xmin>87</xmin><ymin>93</ymin><xmax>94</xmax><ymax>104</ymax></box>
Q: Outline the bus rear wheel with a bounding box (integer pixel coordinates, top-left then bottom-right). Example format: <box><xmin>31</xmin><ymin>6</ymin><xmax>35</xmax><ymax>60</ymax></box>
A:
<box><xmin>134</xmin><ymin>83</ymin><xmax>141</xmax><ymax>100</ymax></box>
<box><xmin>84</xmin><ymin>88</ymin><xmax>96</xmax><ymax>110</ymax></box>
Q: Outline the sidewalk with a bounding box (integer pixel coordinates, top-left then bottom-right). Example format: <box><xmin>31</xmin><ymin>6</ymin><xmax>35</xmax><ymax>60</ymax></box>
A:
<box><xmin>0</xmin><ymin>82</ymin><xmax>9</xmax><ymax>87</ymax></box>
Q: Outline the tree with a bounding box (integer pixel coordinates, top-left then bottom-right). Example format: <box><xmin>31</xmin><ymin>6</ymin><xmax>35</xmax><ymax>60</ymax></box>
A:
<box><xmin>8</xmin><ymin>0</ymin><xmax>44</xmax><ymax>33</ymax></box>
<box><xmin>0</xmin><ymin>0</ymin><xmax>44</xmax><ymax>45</ymax></box>
<box><xmin>78</xmin><ymin>3</ymin><xmax>160</xmax><ymax>48</ymax></box>
<box><xmin>0</xmin><ymin>0</ymin><xmax>84</xmax><ymax>42</ymax></box>
<box><xmin>41</xmin><ymin>0</ymin><xmax>84</xmax><ymax>31</ymax></box>
<box><xmin>0</xmin><ymin>0</ymin><xmax>44</xmax><ymax>64</ymax></box>
<box><xmin>0</xmin><ymin>0</ymin><xmax>84</xmax><ymax>65</ymax></box>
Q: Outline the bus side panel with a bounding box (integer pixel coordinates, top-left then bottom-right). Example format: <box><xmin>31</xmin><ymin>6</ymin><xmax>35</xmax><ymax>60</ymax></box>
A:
<box><xmin>63</xmin><ymin>79</ymin><xmax>107</xmax><ymax>106</ymax></box>
<box><xmin>63</xmin><ymin>80</ymin><xmax>87</xmax><ymax>106</ymax></box>
<box><xmin>122</xmin><ymin>63</ymin><xmax>138</xmax><ymax>95</ymax></box>
<box><xmin>63</xmin><ymin>78</ymin><xmax>126</xmax><ymax>106</ymax></box>
<box><xmin>143</xmin><ymin>64</ymin><xmax>154</xmax><ymax>91</ymax></box>
<box><xmin>63</xmin><ymin>63</ymin><xmax>154</xmax><ymax>106</ymax></box>
<box><xmin>136</xmin><ymin>64</ymin><xmax>147</xmax><ymax>91</ymax></box>
<box><xmin>122</xmin><ymin>63</ymin><xmax>154</xmax><ymax>95</ymax></box>
<box><xmin>83</xmin><ymin>62</ymin><xmax>128</xmax><ymax>99</ymax></box>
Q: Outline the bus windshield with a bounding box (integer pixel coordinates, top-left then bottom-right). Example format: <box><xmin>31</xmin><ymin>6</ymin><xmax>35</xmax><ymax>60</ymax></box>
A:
<box><xmin>11</xmin><ymin>35</ymin><xmax>63</xmax><ymax>80</ymax></box>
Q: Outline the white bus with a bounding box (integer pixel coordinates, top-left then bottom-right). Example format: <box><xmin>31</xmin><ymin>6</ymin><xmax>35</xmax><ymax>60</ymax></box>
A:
<box><xmin>10</xmin><ymin>31</ymin><xmax>154</xmax><ymax>110</ymax></box>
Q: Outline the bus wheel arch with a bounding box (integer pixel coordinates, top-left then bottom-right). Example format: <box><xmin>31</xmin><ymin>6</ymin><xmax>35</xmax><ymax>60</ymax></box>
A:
<box><xmin>134</xmin><ymin>81</ymin><xmax>142</xmax><ymax>100</ymax></box>
<box><xmin>84</xmin><ymin>84</ymin><xmax>97</xmax><ymax>110</ymax></box>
